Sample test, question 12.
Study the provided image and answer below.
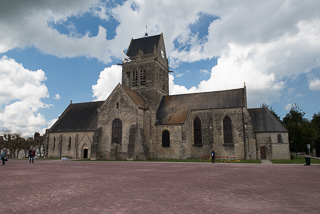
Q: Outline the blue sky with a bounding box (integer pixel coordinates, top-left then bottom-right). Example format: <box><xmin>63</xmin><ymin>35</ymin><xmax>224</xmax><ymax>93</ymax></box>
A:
<box><xmin>0</xmin><ymin>0</ymin><xmax>320</xmax><ymax>137</ymax></box>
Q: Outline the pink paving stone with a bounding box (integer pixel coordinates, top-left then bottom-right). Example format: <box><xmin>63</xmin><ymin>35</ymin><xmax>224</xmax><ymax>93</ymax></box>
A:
<box><xmin>1</xmin><ymin>160</ymin><xmax>319</xmax><ymax>213</ymax></box>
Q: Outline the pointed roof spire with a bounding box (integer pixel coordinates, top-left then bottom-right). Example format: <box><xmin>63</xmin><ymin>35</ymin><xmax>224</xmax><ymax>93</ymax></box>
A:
<box><xmin>145</xmin><ymin>25</ymin><xmax>148</xmax><ymax>37</ymax></box>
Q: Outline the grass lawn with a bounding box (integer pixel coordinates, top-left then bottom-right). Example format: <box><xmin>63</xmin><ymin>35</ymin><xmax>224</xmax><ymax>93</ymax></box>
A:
<box><xmin>271</xmin><ymin>157</ymin><xmax>320</xmax><ymax>164</ymax></box>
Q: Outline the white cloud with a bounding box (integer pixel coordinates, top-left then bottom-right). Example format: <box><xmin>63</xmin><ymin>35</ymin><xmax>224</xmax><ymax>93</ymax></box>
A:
<box><xmin>200</xmin><ymin>69</ymin><xmax>210</xmax><ymax>75</ymax></box>
<box><xmin>169</xmin><ymin>74</ymin><xmax>197</xmax><ymax>95</ymax></box>
<box><xmin>92</xmin><ymin>65</ymin><xmax>122</xmax><ymax>100</ymax></box>
<box><xmin>0</xmin><ymin>0</ymin><xmax>320</xmax><ymax>128</ymax></box>
<box><xmin>165</xmin><ymin>1</ymin><xmax>320</xmax><ymax>107</ymax></box>
<box><xmin>53</xmin><ymin>94</ymin><xmax>61</xmax><ymax>100</ymax></box>
<box><xmin>309</xmin><ymin>79</ymin><xmax>320</xmax><ymax>91</ymax></box>
<box><xmin>0</xmin><ymin>0</ymin><xmax>117</xmax><ymax>63</ymax></box>
<box><xmin>176</xmin><ymin>73</ymin><xmax>183</xmax><ymax>78</ymax></box>
<box><xmin>285</xmin><ymin>103</ymin><xmax>293</xmax><ymax>111</ymax></box>
<box><xmin>0</xmin><ymin>56</ymin><xmax>49</xmax><ymax>136</ymax></box>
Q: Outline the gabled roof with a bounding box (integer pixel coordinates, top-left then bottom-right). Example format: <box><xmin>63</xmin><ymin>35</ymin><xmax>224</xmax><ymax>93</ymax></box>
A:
<box><xmin>126</xmin><ymin>34</ymin><xmax>161</xmax><ymax>57</ymax></box>
<box><xmin>248</xmin><ymin>108</ymin><xmax>287</xmax><ymax>133</ymax></box>
<box><xmin>50</xmin><ymin>101</ymin><xmax>104</xmax><ymax>133</ymax></box>
<box><xmin>120</xmin><ymin>84</ymin><xmax>148</xmax><ymax>109</ymax></box>
<box><xmin>156</xmin><ymin>88</ymin><xmax>245</xmax><ymax>125</ymax></box>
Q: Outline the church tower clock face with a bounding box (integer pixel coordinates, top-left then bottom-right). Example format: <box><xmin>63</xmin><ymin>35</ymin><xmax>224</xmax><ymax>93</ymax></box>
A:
<box><xmin>161</xmin><ymin>50</ymin><xmax>164</xmax><ymax>58</ymax></box>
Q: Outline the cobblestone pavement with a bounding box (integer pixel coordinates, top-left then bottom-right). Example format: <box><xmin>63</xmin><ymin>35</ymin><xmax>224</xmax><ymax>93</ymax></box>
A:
<box><xmin>1</xmin><ymin>160</ymin><xmax>319</xmax><ymax>214</ymax></box>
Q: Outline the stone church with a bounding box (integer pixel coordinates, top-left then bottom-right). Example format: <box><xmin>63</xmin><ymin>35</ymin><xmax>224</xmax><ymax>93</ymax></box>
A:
<box><xmin>46</xmin><ymin>33</ymin><xmax>290</xmax><ymax>160</ymax></box>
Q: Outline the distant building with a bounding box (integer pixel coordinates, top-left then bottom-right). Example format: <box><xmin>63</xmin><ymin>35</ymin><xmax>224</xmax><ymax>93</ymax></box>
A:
<box><xmin>46</xmin><ymin>33</ymin><xmax>290</xmax><ymax>160</ymax></box>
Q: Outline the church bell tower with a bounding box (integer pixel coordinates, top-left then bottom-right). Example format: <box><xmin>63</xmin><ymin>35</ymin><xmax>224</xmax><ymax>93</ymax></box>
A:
<box><xmin>122</xmin><ymin>33</ymin><xmax>169</xmax><ymax>109</ymax></box>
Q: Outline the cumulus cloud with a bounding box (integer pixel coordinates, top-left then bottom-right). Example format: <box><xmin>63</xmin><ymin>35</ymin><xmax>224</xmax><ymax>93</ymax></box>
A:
<box><xmin>0</xmin><ymin>0</ymin><xmax>117</xmax><ymax>63</ymax></box>
<box><xmin>53</xmin><ymin>94</ymin><xmax>61</xmax><ymax>100</ymax></box>
<box><xmin>0</xmin><ymin>56</ymin><xmax>49</xmax><ymax>136</ymax></box>
<box><xmin>169</xmin><ymin>74</ymin><xmax>197</xmax><ymax>95</ymax></box>
<box><xmin>1</xmin><ymin>0</ymin><xmax>320</xmax><ymax>132</ymax></box>
<box><xmin>92</xmin><ymin>65</ymin><xmax>122</xmax><ymax>100</ymax></box>
<box><xmin>200</xmin><ymin>69</ymin><xmax>210</xmax><ymax>75</ymax></box>
<box><xmin>309</xmin><ymin>79</ymin><xmax>320</xmax><ymax>91</ymax></box>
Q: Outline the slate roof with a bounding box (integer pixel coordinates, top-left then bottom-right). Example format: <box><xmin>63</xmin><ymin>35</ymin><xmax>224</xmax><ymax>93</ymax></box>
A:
<box><xmin>121</xmin><ymin>85</ymin><xmax>148</xmax><ymax>109</ymax></box>
<box><xmin>126</xmin><ymin>34</ymin><xmax>161</xmax><ymax>57</ymax></box>
<box><xmin>156</xmin><ymin>88</ymin><xmax>245</xmax><ymax>125</ymax></box>
<box><xmin>248</xmin><ymin>108</ymin><xmax>287</xmax><ymax>133</ymax></box>
<box><xmin>50</xmin><ymin>101</ymin><xmax>104</xmax><ymax>133</ymax></box>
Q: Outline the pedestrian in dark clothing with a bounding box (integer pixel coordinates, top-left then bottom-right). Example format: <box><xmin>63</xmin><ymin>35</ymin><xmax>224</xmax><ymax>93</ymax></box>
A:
<box><xmin>211</xmin><ymin>150</ymin><xmax>215</xmax><ymax>163</ymax></box>
<box><xmin>1</xmin><ymin>148</ymin><xmax>8</xmax><ymax>166</ymax></box>
<box><xmin>29</xmin><ymin>148</ymin><xmax>36</xmax><ymax>163</ymax></box>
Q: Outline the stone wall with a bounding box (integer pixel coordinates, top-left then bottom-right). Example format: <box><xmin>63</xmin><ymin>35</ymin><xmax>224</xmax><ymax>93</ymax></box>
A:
<box><xmin>212</xmin><ymin>108</ymin><xmax>247</xmax><ymax>159</ymax></box>
<box><xmin>153</xmin><ymin>124</ymin><xmax>185</xmax><ymax>159</ymax></box>
<box><xmin>188</xmin><ymin>110</ymin><xmax>214</xmax><ymax>158</ymax></box>
<box><xmin>152</xmin><ymin>107</ymin><xmax>261</xmax><ymax>160</ymax></box>
<box><xmin>256</xmin><ymin>132</ymin><xmax>290</xmax><ymax>160</ymax></box>
<box><xmin>47</xmin><ymin>131</ymin><xmax>94</xmax><ymax>159</ymax></box>
<box><xmin>97</xmin><ymin>86</ymin><xmax>149</xmax><ymax>160</ymax></box>
<box><xmin>122</xmin><ymin>59</ymin><xmax>168</xmax><ymax>110</ymax></box>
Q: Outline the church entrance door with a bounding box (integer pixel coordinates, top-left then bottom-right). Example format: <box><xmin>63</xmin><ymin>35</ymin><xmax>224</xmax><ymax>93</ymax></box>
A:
<box><xmin>128</xmin><ymin>126</ymin><xmax>135</xmax><ymax>160</ymax></box>
<box><xmin>83</xmin><ymin>149</ymin><xmax>88</xmax><ymax>159</ymax></box>
<box><xmin>260</xmin><ymin>146</ymin><xmax>266</xmax><ymax>159</ymax></box>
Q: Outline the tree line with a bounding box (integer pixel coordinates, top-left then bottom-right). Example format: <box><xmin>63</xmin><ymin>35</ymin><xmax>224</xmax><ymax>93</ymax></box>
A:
<box><xmin>262</xmin><ymin>103</ymin><xmax>320</xmax><ymax>157</ymax></box>
<box><xmin>0</xmin><ymin>132</ymin><xmax>45</xmax><ymax>158</ymax></box>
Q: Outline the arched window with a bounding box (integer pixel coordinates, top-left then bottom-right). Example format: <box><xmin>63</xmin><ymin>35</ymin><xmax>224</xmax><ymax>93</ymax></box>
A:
<box><xmin>132</xmin><ymin>69</ymin><xmax>138</xmax><ymax>87</ymax></box>
<box><xmin>112</xmin><ymin>119</ymin><xmax>122</xmax><ymax>144</ymax></box>
<box><xmin>194</xmin><ymin>117</ymin><xmax>202</xmax><ymax>145</ymax></box>
<box><xmin>68</xmin><ymin>137</ymin><xmax>72</xmax><ymax>149</ymax></box>
<box><xmin>162</xmin><ymin>130</ymin><xmax>170</xmax><ymax>147</ymax></box>
<box><xmin>223</xmin><ymin>116</ymin><xmax>233</xmax><ymax>144</ymax></box>
<box><xmin>52</xmin><ymin>136</ymin><xmax>56</xmax><ymax>149</ymax></box>
<box><xmin>140</xmin><ymin>68</ymin><xmax>146</xmax><ymax>86</ymax></box>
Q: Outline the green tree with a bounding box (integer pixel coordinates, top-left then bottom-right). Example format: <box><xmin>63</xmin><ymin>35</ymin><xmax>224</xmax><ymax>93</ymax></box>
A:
<box><xmin>311</xmin><ymin>112</ymin><xmax>320</xmax><ymax>157</ymax></box>
<box><xmin>34</xmin><ymin>132</ymin><xmax>44</xmax><ymax>157</ymax></box>
<box><xmin>3</xmin><ymin>132</ymin><xmax>21</xmax><ymax>158</ymax></box>
<box><xmin>283</xmin><ymin>104</ymin><xmax>317</xmax><ymax>155</ymax></box>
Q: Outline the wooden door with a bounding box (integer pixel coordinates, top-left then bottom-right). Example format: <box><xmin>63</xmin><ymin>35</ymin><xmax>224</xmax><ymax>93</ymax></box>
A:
<box><xmin>260</xmin><ymin>147</ymin><xmax>266</xmax><ymax>159</ymax></box>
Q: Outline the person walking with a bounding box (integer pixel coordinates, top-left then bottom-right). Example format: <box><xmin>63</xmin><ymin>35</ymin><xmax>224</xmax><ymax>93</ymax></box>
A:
<box><xmin>28</xmin><ymin>148</ymin><xmax>36</xmax><ymax>163</ymax></box>
<box><xmin>1</xmin><ymin>148</ymin><xmax>8</xmax><ymax>166</ymax></box>
<box><xmin>211</xmin><ymin>150</ymin><xmax>215</xmax><ymax>164</ymax></box>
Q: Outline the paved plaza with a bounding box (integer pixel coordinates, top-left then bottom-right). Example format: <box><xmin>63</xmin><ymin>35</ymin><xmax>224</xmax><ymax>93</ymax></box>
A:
<box><xmin>1</xmin><ymin>160</ymin><xmax>319</xmax><ymax>213</ymax></box>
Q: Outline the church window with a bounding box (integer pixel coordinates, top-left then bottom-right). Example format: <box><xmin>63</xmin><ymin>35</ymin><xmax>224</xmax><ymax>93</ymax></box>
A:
<box><xmin>194</xmin><ymin>117</ymin><xmax>202</xmax><ymax>145</ymax></box>
<box><xmin>223</xmin><ymin>116</ymin><xmax>233</xmax><ymax>144</ymax></box>
<box><xmin>52</xmin><ymin>136</ymin><xmax>56</xmax><ymax>150</ymax></box>
<box><xmin>140</xmin><ymin>68</ymin><xmax>146</xmax><ymax>86</ymax></box>
<box><xmin>116</xmin><ymin>102</ymin><xmax>119</xmax><ymax>109</ymax></box>
<box><xmin>68</xmin><ymin>137</ymin><xmax>71</xmax><ymax>149</ymax></box>
<box><xmin>277</xmin><ymin>134</ymin><xmax>283</xmax><ymax>143</ymax></box>
<box><xmin>162</xmin><ymin>130</ymin><xmax>170</xmax><ymax>147</ymax></box>
<box><xmin>162</xmin><ymin>71</ymin><xmax>165</xmax><ymax>90</ymax></box>
<box><xmin>112</xmin><ymin>119</ymin><xmax>122</xmax><ymax>144</ymax></box>
<box><xmin>132</xmin><ymin>69</ymin><xmax>138</xmax><ymax>87</ymax></box>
